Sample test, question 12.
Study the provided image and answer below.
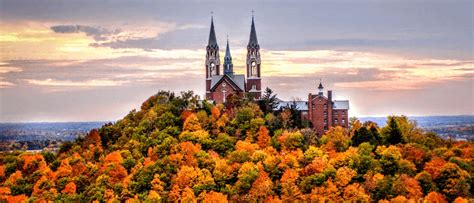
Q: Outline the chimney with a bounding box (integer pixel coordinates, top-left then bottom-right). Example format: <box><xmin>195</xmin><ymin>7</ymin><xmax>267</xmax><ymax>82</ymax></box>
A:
<box><xmin>328</xmin><ymin>90</ymin><xmax>332</xmax><ymax>102</ymax></box>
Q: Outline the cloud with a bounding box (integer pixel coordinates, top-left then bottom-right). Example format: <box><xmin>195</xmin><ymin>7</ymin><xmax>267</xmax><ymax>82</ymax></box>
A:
<box><xmin>0</xmin><ymin>66</ymin><xmax>22</xmax><ymax>74</ymax></box>
<box><xmin>24</xmin><ymin>78</ymin><xmax>128</xmax><ymax>87</ymax></box>
<box><xmin>0</xmin><ymin>79</ymin><xmax>15</xmax><ymax>88</ymax></box>
<box><xmin>50</xmin><ymin>25</ymin><xmax>121</xmax><ymax>41</ymax></box>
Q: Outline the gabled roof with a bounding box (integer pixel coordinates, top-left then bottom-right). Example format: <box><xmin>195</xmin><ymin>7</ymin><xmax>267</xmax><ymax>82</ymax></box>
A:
<box><xmin>210</xmin><ymin>74</ymin><xmax>245</xmax><ymax>91</ymax></box>
<box><xmin>333</xmin><ymin>100</ymin><xmax>350</xmax><ymax>110</ymax></box>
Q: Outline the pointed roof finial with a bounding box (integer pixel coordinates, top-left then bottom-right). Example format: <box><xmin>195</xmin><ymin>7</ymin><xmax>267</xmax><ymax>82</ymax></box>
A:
<box><xmin>318</xmin><ymin>79</ymin><xmax>324</xmax><ymax>90</ymax></box>
<box><xmin>225</xmin><ymin>35</ymin><xmax>231</xmax><ymax>59</ymax></box>
<box><xmin>248</xmin><ymin>10</ymin><xmax>259</xmax><ymax>47</ymax></box>
<box><xmin>208</xmin><ymin>12</ymin><xmax>218</xmax><ymax>47</ymax></box>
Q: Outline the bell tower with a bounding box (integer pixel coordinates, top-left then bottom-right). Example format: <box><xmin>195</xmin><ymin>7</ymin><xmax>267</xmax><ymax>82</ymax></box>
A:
<box><xmin>205</xmin><ymin>15</ymin><xmax>220</xmax><ymax>99</ymax></box>
<box><xmin>246</xmin><ymin>12</ymin><xmax>262</xmax><ymax>99</ymax></box>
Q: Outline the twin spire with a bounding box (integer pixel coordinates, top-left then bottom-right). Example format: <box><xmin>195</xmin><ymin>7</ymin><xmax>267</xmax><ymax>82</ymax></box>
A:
<box><xmin>248</xmin><ymin>15</ymin><xmax>258</xmax><ymax>48</ymax></box>
<box><xmin>207</xmin><ymin>12</ymin><xmax>258</xmax><ymax>76</ymax></box>
<box><xmin>207</xmin><ymin>16</ymin><xmax>218</xmax><ymax>48</ymax></box>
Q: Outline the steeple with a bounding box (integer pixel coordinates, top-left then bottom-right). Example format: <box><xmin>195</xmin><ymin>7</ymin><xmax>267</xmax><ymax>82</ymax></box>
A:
<box><xmin>223</xmin><ymin>36</ymin><xmax>234</xmax><ymax>76</ymax></box>
<box><xmin>208</xmin><ymin>16</ymin><xmax>218</xmax><ymax>48</ymax></box>
<box><xmin>248</xmin><ymin>12</ymin><xmax>259</xmax><ymax>48</ymax></box>
<box><xmin>318</xmin><ymin>79</ymin><xmax>324</xmax><ymax>96</ymax></box>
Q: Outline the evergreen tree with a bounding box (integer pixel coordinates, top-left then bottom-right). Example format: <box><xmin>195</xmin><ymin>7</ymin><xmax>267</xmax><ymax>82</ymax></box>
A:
<box><xmin>383</xmin><ymin>117</ymin><xmax>404</xmax><ymax>145</ymax></box>
<box><xmin>259</xmin><ymin>87</ymin><xmax>278</xmax><ymax>114</ymax></box>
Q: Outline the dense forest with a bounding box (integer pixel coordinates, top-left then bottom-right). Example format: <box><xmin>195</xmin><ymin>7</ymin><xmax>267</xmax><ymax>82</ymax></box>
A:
<box><xmin>0</xmin><ymin>90</ymin><xmax>472</xmax><ymax>202</ymax></box>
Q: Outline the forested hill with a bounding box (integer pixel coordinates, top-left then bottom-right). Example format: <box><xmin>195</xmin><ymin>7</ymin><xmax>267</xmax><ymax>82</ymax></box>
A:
<box><xmin>1</xmin><ymin>91</ymin><xmax>472</xmax><ymax>202</ymax></box>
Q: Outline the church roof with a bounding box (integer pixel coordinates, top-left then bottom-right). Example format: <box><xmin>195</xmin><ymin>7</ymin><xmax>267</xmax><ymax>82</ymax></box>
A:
<box><xmin>248</xmin><ymin>16</ymin><xmax>259</xmax><ymax>47</ymax></box>
<box><xmin>333</xmin><ymin>100</ymin><xmax>350</xmax><ymax>110</ymax></box>
<box><xmin>210</xmin><ymin>74</ymin><xmax>245</xmax><ymax>91</ymax></box>
<box><xmin>208</xmin><ymin>17</ymin><xmax>218</xmax><ymax>47</ymax></box>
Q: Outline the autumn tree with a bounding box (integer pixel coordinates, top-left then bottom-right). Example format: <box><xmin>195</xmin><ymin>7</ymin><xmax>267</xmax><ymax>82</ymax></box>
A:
<box><xmin>257</xmin><ymin>126</ymin><xmax>271</xmax><ymax>148</ymax></box>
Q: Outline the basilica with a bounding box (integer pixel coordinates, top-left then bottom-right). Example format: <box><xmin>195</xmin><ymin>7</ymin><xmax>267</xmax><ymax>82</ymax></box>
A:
<box><xmin>205</xmin><ymin>16</ymin><xmax>261</xmax><ymax>103</ymax></box>
<box><xmin>204</xmin><ymin>15</ymin><xmax>349</xmax><ymax>135</ymax></box>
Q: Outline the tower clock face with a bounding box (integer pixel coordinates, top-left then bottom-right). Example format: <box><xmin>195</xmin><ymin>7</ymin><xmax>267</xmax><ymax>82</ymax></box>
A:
<box><xmin>210</xmin><ymin>62</ymin><xmax>215</xmax><ymax>68</ymax></box>
<box><xmin>251</xmin><ymin>61</ymin><xmax>256</xmax><ymax>67</ymax></box>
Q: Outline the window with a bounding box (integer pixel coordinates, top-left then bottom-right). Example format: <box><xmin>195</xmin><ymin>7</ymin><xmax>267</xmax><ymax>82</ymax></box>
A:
<box><xmin>252</xmin><ymin>84</ymin><xmax>256</xmax><ymax>90</ymax></box>
<box><xmin>342</xmin><ymin>111</ymin><xmax>345</xmax><ymax>115</ymax></box>
<box><xmin>324</xmin><ymin>119</ymin><xmax>327</xmax><ymax>124</ymax></box>
<box><xmin>334</xmin><ymin>111</ymin><xmax>338</xmax><ymax>116</ymax></box>
<box><xmin>302</xmin><ymin>112</ymin><xmax>308</xmax><ymax>116</ymax></box>
<box><xmin>342</xmin><ymin>118</ymin><xmax>345</xmax><ymax>124</ymax></box>
<box><xmin>324</xmin><ymin>104</ymin><xmax>327</xmax><ymax>109</ymax></box>
<box><xmin>324</xmin><ymin>111</ymin><xmax>327</xmax><ymax>117</ymax></box>
<box><xmin>324</xmin><ymin>125</ymin><xmax>328</xmax><ymax>130</ymax></box>
<box><xmin>334</xmin><ymin>119</ymin><xmax>338</xmax><ymax>124</ymax></box>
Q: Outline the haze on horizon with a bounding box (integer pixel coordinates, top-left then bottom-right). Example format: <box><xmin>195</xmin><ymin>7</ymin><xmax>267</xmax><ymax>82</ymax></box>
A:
<box><xmin>0</xmin><ymin>0</ymin><xmax>473</xmax><ymax>122</ymax></box>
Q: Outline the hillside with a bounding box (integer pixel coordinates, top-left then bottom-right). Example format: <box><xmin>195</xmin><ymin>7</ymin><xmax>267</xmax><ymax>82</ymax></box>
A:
<box><xmin>0</xmin><ymin>91</ymin><xmax>472</xmax><ymax>202</ymax></box>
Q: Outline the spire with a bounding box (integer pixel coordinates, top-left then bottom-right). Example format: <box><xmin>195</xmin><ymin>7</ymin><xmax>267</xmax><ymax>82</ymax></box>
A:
<box><xmin>248</xmin><ymin>11</ymin><xmax>259</xmax><ymax>48</ymax></box>
<box><xmin>208</xmin><ymin>14</ymin><xmax>218</xmax><ymax>47</ymax></box>
<box><xmin>224</xmin><ymin>36</ymin><xmax>234</xmax><ymax>75</ymax></box>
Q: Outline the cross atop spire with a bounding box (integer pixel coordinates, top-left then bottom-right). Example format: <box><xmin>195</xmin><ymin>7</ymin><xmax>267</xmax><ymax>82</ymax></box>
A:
<box><xmin>248</xmin><ymin>10</ymin><xmax>259</xmax><ymax>48</ymax></box>
<box><xmin>208</xmin><ymin>13</ymin><xmax>218</xmax><ymax>47</ymax></box>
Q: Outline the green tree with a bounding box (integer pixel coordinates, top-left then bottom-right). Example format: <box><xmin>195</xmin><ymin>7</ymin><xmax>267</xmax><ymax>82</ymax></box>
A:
<box><xmin>382</xmin><ymin>116</ymin><xmax>404</xmax><ymax>145</ymax></box>
<box><xmin>259</xmin><ymin>87</ymin><xmax>279</xmax><ymax>114</ymax></box>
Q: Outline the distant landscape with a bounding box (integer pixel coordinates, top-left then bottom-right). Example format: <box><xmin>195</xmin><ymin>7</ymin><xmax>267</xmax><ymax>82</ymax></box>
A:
<box><xmin>1</xmin><ymin>116</ymin><xmax>472</xmax><ymax>151</ymax></box>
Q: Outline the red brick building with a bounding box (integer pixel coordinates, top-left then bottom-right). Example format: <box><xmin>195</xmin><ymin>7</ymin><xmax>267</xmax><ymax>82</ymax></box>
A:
<box><xmin>205</xmin><ymin>16</ymin><xmax>261</xmax><ymax>103</ymax></box>
<box><xmin>275</xmin><ymin>81</ymin><xmax>349</xmax><ymax>135</ymax></box>
<box><xmin>308</xmin><ymin>82</ymin><xmax>349</xmax><ymax>135</ymax></box>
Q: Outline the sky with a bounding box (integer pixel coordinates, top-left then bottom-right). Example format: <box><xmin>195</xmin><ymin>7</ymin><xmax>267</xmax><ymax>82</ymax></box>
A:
<box><xmin>0</xmin><ymin>0</ymin><xmax>473</xmax><ymax>122</ymax></box>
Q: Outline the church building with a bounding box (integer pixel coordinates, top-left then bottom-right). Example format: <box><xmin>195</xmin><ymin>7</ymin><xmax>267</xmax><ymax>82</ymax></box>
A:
<box><xmin>203</xmin><ymin>14</ymin><xmax>349</xmax><ymax>135</ymax></box>
<box><xmin>205</xmin><ymin>16</ymin><xmax>261</xmax><ymax>103</ymax></box>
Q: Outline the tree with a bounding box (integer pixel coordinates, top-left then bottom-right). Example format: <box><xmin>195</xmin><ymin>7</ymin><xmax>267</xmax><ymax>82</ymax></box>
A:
<box><xmin>201</xmin><ymin>191</ymin><xmax>228</xmax><ymax>203</ymax></box>
<box><xmin>392</xmin><ymin>174</ymin><xmax>422</xmax><ymax>199</ymax></box>
<box><xmin>434</xmin><ymin>163</ymin><xmax>470</xmax><ymax>201</ymax></box>
<box><xmin>351</xmin><ymin>126</ymin><xmax>373</xmax><ymax>146</ymax></box>
<box><xmin>382</xmin><ymin>116</ymin><xmax>404</xmax><ymax>145</ymax></box>
<box><xmin>280</xmin><ymin>169</ymin><xmax>302</xmax><ymax>201</ymax></box>
<box><xmin>61</xmin><ymin>182</ymin><xmax>76</xmax><ymax>194</ymax></box>
<box><xmin>248</xmin><ymin>165</ymin><xmax>273</xmax><ymax>201</ymax></box>
<box><xmin>423</xmin><ymin>191</ymin><xmax>447</xmax><ymax>203</ymax></box>
<box><xmin>321</xmin><ymin>126</ymin><xmax>350</xmax><ymax>152</ymax></box>
<box><xmin>259</xmin><ymin>87</ymin><xmax>278</xmax><ymax>114</ymax></box>
<box><xmin>183</xmin><ymin>113</ymin><xmax>202</xmax><ymax>131</ymax></box>
<box><xmin>257</xmin><ymin>126</ymin><xmax>271</xmax><ymax>149</ymax></box>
